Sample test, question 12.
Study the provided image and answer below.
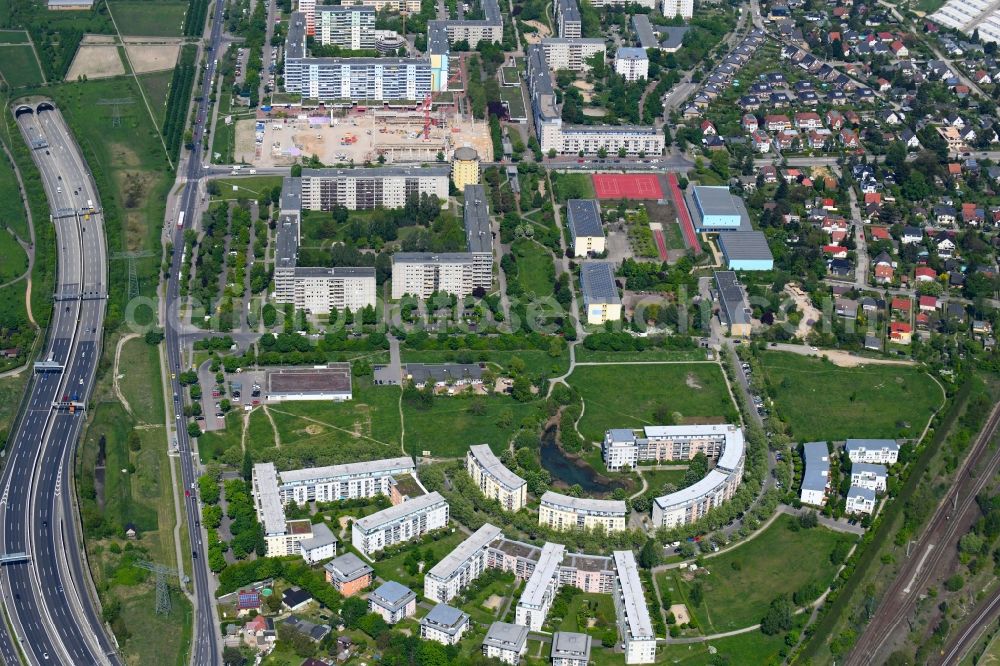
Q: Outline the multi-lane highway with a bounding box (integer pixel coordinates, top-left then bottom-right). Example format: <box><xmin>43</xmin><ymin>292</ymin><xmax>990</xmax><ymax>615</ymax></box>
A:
<box><xmin>0</xmin><ymin>102</ymin><xmax>118</xmax><ymax>665</ymax></box>
<box><xmin>161</xmin><ymin>0</ymin><xmax>229</xmax><ymax>661</ymax></box>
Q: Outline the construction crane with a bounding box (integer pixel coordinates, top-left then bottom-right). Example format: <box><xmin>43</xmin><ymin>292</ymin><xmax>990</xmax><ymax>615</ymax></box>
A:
<box><xmin>422</xmin><ymin>54</ymin><xmax>468</xmax><ymax>140</ymax></box>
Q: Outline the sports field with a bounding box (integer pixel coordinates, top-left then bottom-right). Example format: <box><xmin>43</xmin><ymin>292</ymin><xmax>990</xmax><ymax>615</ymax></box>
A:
<box><xmin>108</xmin><ymin>1</ymin><xmax>189</xmax><ymax>36</ymax></box>
<box><xmin>0</xmin><ymin>44</ymin><xmax>44</xmax><ymax>87</ymax></box>
<box><xmin>592</xmin><ymin>173</ymin><xmax>663</xmax><ymax>200</ymax></box>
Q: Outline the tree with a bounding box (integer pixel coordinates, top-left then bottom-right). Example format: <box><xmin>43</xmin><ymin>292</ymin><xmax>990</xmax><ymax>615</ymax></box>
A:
<box><xmin>144</xmin><ymin>328</ymin><xmax>164</xmax><ymax>345</ymax></box>
<box><xmin>341</xmin><ymin>597</ymin><xmax>369</xmax><ymax>628</ymax></box>
<box><xmin>760</xmin><ymin>595</ymin><xmax>793</xmax><ymax>635</ymax></box>
<box><xmin>689</xmin><ymin>582</ymin><xmax>703</xmax><ymax>605</ymax></box>
<box><xmin>639</xmin><ymin>538</ymin><xmax>659</xmax><ymax>569</ymax></box>
<box><xmin>187</xmin><ymin>421</ymin><xmax>202</xmax><ymax>438</ymax></box>
<box><xmin>799</xmin><ymin>510</ymin><xmax>818</xmax><ymax>529</ymax></box>
<box><xmin>222</xmin><ymin>647</ymin><xmax>245</xmax><ymax>666</ymax></box>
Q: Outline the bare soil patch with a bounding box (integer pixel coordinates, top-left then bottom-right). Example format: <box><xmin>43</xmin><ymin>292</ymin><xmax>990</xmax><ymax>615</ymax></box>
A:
<box><xmin>670</xmin><ymin>603</ymin><xmax>691</xmax><ymax>625</ymax></box>
<box><xmin>123</xmin><ymin>40</ymin><xmax>180</xmax><ymax>73</ymax></box>
<box><xmin>304</xmin><ymin>424</ymin><xmax>324</xmax><ymax>435</ymax></box>
<box><xmin>685</xmin><ymin>372</ymin><xmax>703</xmax><ymax>389</ymax></box>
<box><xmin>483</xmin><ymin>594</ymin><xmax>503</xmax><ymax>610</ymax></box>
<box><xmin>66</xmin><ymin>45</ymin><xmax>125</xmax><ymax>81</ymax></box>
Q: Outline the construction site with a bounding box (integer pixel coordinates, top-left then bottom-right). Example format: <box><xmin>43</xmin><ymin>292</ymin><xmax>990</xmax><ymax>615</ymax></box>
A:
<box><xmin>233</xmin><ymin>104</ymin><xmax>493</xmax><ymax>166</ymax></box>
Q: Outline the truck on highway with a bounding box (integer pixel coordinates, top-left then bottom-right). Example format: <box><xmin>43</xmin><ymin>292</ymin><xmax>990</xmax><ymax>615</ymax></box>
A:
<box><xmin>177</xmin><ymin>211</ymin><xmax>185</xmax><ymax>229</ymax></box>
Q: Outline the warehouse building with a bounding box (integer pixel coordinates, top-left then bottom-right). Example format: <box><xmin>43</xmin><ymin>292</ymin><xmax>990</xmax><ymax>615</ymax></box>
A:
<box><xmin>317</xmin><ymin>5</ymin><xmax>376</xmax><ymax>49</ymax></box>
<box><xmin>800</xmin><ymin>442</ymin><xmax>830</xmax><ymax>506</ymax></box>
<box><xmin>467</xmin><ymin>444</ymin><xmax>528</xmax><ymax>512</ymax></box>
<box><xmin>539</xmin><ymin>492</ymin><xmax>628</xmax><ymax>533</ymax></box>
<box><xmin>580</xmin><ymin>262</ymin><xmax>622</xmax><ymax>325</ymax></box>
<box><xmin>613</xmin><ymin>550</ymin><xmax>657</xmax><ymax>664</ymax></box>
<box><xmin>717</xmin><ymin>231</ymin><xmax>774</xmax><ymax>271</ymax></box>
<box><xmin>352</xmin><ymin>491</ymin><xmax>449</xmax><ymax>555</ymax></box>
<box><xmin>541</xmin><ymin>38</ymin><xmax>606</xmax><ymax>71</ymax></box>
<box><xmin>566</xmin><ymin>199</ymin><xmax>605</xmax><ymax>257</ymax></box>
<box><xmin>299</xmin><ymin>166</ymin><xmax>449</xmax><ymax>211</ymax></box>
<box><xmin>424</xmin><ymin>523</ymin><xmax>503</xmax><ymax>603</ymax></box>
<box><xmin>692</xmin><ymin>186</ymin><xmax>745</xmax><ymax>230</ymax></box>
<box><xmin>714</xmin><ymin>271</ymin><xmax>752</xmax><ymax>337</ymax></box>
<box><xmin>264</xmin><ymin>364</ymin><xmax>354</xmax><ymax>402</ymax></box>
<box><xmin>602</xmin><ymin>424</ymin><xmax>744</xmax><ymax>471</ymax></box>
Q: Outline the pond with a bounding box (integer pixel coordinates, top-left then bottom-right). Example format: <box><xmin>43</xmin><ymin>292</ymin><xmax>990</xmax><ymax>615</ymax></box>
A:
<box><xmin>539</xmin><ymin>424</ymin><xmax>628</xmax><ymax>495</ymax></box>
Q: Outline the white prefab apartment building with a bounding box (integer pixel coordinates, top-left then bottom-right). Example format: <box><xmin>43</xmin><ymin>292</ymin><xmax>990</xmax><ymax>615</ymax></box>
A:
<box><xmin>284</xmin><ymin>266</ymin><xmax>377</xmax><ymax>314</ymax></box>
<box><xmin>552</xmin><ymin>631</ymin><xmax>592</xmax><ymax>666</ymax></box>
<box><xmin>352</xmin><ymin>491</ymin><xmax>449</xmax><ymax>555</ymax></box>
<box><xmin>800</xmin><ymin>442</ymin><xmax>830</xmax><ymax>506</ymax></box>
<box><xmin>541</xmin><ymin>38</ymin><xmax>605</xmax><ymax>72</ymax></box>
<box><xmin>424</xmin><ymin>523</ymin><xmax>503</xmax><ymax>603</ymax></box>
<box><xmin>651</xmin><ymin>430</ymin><xmax>746</xmax><ymax>528</ymax></box>
<box><xmin>614</xmin><ymin>47</ymin><xmax>649</xmax><ymax>81</ymax></box>
<box><xmin>254</xmin><ymin>458</ymin><xmax>415</xmax><ymax>506</ymax></box>
<box><xmin>515</xmin><ymin>542</ymin><xmax>566</xmax><ymax>631</ymax></box>
<box><xmin>539</xmin><ymin>492</ymin><xmax>628</xmax><ymax>533</ymax></box>
<box><xmin>467</xmin><ymin>444</ymin><xmax>528</xmax><ymax>512</ymax></box>
<box><xmin>603</xmin><ymin>424</ymin><xmax>744</xmax><ymax>471</ymax></box>
<box><xmin>317</xmin><ymin>5</ymin><xmax>376</xmax><ymax>49</ymax></box>
<box><xmin>845</xmin><ymin>439</ymin><xmax>900</xmax><ymax>465</ymax></box>
<box><xmin>850</xmin><ymin>463</ymin><xmax>887</xmax><ymax>492</ymax></box>
<box><xmin>391</xmin><ymin>253</ymin><xmax>474</xmax><ymax>299</ymax></box>
<box><xmin>613</xmin><ymin>551</ymin><xmax>657</xmax><ymax>664</ymax></box>
<box><xmin>299</xmin><ymin>167</ymin><xmax>449</xmax><ymax>211</ymax></box>
<box><xmin>662</xmin><ymin>0</ymin><xmax>693</xmax><ymax>18</ymax></box>
<box><xmin>420</xmin><ymin>603</ymin><xmax>470</xmax><ymax>645</ymax></box>
<box><xmin>483</xmin><ymin>622</ymin><xmax>529</xmax><ymax>665</ymax></box>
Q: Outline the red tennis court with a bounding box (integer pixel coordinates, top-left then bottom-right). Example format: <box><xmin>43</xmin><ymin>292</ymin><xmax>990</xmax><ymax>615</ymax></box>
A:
<box><xmin>592</xmin><ymin>173</ymin><xmax>664</xmax><ymax>200</ymax></box>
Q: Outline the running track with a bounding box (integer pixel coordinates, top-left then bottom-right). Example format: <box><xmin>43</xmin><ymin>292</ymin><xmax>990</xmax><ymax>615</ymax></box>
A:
<box><xmin>667</xmin><ymin>173</ymin><xmax>701</xmax><ymax>253</ymax></box>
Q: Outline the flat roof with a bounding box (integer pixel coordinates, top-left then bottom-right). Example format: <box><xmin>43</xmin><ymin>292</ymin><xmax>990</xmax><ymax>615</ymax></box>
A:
<box><xmin>354</xmin><ymin>491</ymin><xmax>446</xmax><ymax>532</ymax></box>
<box><xmin>302</xmin><ymin>166</ymin><xmax>449</xmax><ymax>179</ymax></box>
<box><xmin>422</xmin><ymin>603</ymin><xmax>468</xmax><ymax>630</ymax></box>
<box><xmin>464</xmin><ymin>184</ymin><xmax>492</xmax><ymax>254</ymax></box>
<box><xmin>612</xmin><ymin>550</ymin><xmax>654</xmax><ymax>640</ymax></box>
<box><xmin>714</xmin><ymin>271</ymin><xmax>750</xmax><ymax>327</ymax></box>
<box><xmin>519</xmin><ymin>542</ymin><xmax>565</xmax><ymax>608</ymax></box>
<box><xmin>267</xmin><ymin>364</ymin><xmax>352</xmax><ymax>395</ymax></box>
<box><xmin>291</xmin><ymin>266</ymin><xmax>376</xmax><ymax>279</ymax></box>
<box><xmin>846</xmin><ymin>439</ymin><xmax>899</xmax><ymax>452</ymax></box>
<box><xmin>718</xmin><ymin>231</ymin><xmax>774</xmax><ymax>263</ymax></box>
<box><xmin>557</xmin><ymin>0</ymin><xmax>581</xmax><ymax>24</ymax></box>
<box><xmin>393</xmin><ymin>252</ymin><xmax>474</xmax><ymax>264</ymax></box>
<box><xmin>848</xmin><ymin>485</ymin><xmax>876</xmax><ymax>501</ymax></box>
<box><xmin>654</xmin><ymin>469</ymin><xmax>732</xmax><ymax>510</ymax></box>
<box><xmin>632</xmin><ymin>14</ymin><xmax>660</xmax><ymax>49</ymax></box>
<box><xmin>371</xmin><ymin>580</ymin><xmax>415</xmax><ymax>608</ymax></box>
<box><xmin>541</xmin><ymin>491</ymin><xmax>626</xmax><ymax>515</ymax></box>
<box><xmin>526</xmin><ymin>45</ymin><xmax>560</xmax><ymax>121</ymax></box>
<box><xmin>552</xmin><ymin>631</ymin><xmax>592</xmax><ymax>660</ymax></box>
<box><xmin>492</xmin><ymin>537</ymin><xmax>541</xmax><ymax>561</ymax></box>
<box><xmin>300</xmin><ymin>521</ymin><xmax>338</xmax><ymax>550</ymax></box>
<box><xmin>659</xmin><ymin>25</ymin><xmax>690</xmax><ymax>49</ymax></box>
<box><xmin>275</xmin><ymin>213</ymin><xmax>300</xmax><ymax>269</ymax></box>
<box><xmin>324</xmin><ymin>552</ymin><xmax>373</xmax><ymax>580</ymax></box>
<box><xmin>580</xmin><ymin>262</ymin><xmax>620</xmax><ymax>306</ymax></box>
<box><xmin>563</xmin><ymin>551</ymin><xmax>613</xmax><ymax>573</ymax></box>
<box><xmin>287</xmin><ymin>12</ymin><xmax>306</xmax><ymax>60</ymax></box>
<box><xmin>852</xmin><ymin>462</ymin><xmax>887</xmax><ymax>476</ymax></box>
<box><xmin>428</xmin><ymin>22</ymin><xmax>450</xmax><ymax>55</ymax></box>
<box><xmin>567</xmin><ymin>199</ymin><xmax>603</xmax><ymax>240</ymax></box>
<box><xmin>468</xmin><ymin>445</ymin><xmax>526</xmax><ymax>491</ymax></box>
<box><xmin>404</xmin><ymin>363</ymin><xmax>483</xmax><ymax>384</ymax></box>
<box><xmin>454</xmin><ymin>146</ymin><xmax>478</xmax><ymax>161</ymax></box>
<box><xmin>695</xmin><ymin>186</ymin><xmax>742</xmax><ymax>217</ymax></box>
<box><xmin>427</xmin><ymin>523</ymin><xmax>502</xmax><ymax>581</ymax></box>
<box><xmin>316</xmin><ymin>3</ymin><xmax>374</xmax><ymax>11</ymax></box>
<box><xmin>801</xmin><ymin>442</ymin><xmax>830</xmax><ymax>494</ymax></box>
<box><xmin>484</xmin><ymin>622</ymin><xmax>528</xmax><ymax>651</ymax></box>
<box><xmin>278</xmin><ymin>456</ymin><xmax>414</xmax><ymax>486</ymax></box>
<box><xmin>253</xmin><ymin>463</ymin><xmax>286</xmax><ymax>534</ymax></box>
<box><xmin>617</xmin><ymin>46</ymin><xmax>647</xmax><ymax>59</ymax></box>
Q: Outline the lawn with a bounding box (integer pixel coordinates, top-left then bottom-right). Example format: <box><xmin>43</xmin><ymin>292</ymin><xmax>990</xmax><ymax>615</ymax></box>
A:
<box><xmin>402</xmin><ymin>393</ymin><xmax>547</xmax><ymax>457</ymax></box>
<box><xmin>0</xmin><ymin>30</ymin><xmax>29</xmax><ymax>44</ymax></box>
<box><xmin>108</xmin><ymin>0</ymin><xmax>189</xmax><ymax>36</ymax></box>
<box><xmin>759</xmin><ymin>351</ymin><xmax>942</xmax><ymax>441</ymax></box>
<box><xmin>139</xmin><ymin>69</ymin><xmax>176</xmax><ymax>127</ymax></box>
<box><xmin>0</xmin><ymin>44</ymin><xmax>43</xmax><ymax>87</ymax></box>
<box><xmin>400</xmin><ymin>348</ymin><xmax>570</xmax><ymax>379</ymax></box>
<box><xmin>458</xmin><ymin>571</ymin><xmax>519</xmax><ymax>624</ymax></box>
<box><xmin>196</xmin><ymin>411</ymin><xmax>243</xmax><ymax>463</ymax></box>
<box><xmin>0</xmin><ymin>145</ymin><xmax>30</xmax><ymax>240</ymax></box>
<box><xmin>367</xmin><ymin>529</ymin><xmax>467</xmax><ymax>590</ymax></box>
<box><xmin>117</xmin><ymin>336</ymin><xmax>165</xmax><ymax>425</ymax></box>
<box><xmin>551</xmin><ymin>172</ymin><xmax>595</xmax><ymax>202</ymax></box>
<box><xmin>210</xmin><ymin>90</ymin><xmax>235</xmax><ymax>163</ymax></box>
<box><xmin>117</xmin><ymin>588</ymin><xmax>192</xmax><ymax>666</ymax></box>
<box><xmin>569</xmin><ymin>363</ymin><xmax>738</xmax><ymax>443</ymax></box>
<box><xmin>640</xmin><ymin>467</ymin><xmax>688</xmax><ymax>494</ymax></box>
<box><xmin>0</xmin><ymin>373</ymin><xmax>27</xmax><ymax>441</ymax></box>
<box><xmin>667</xmin><ymin>514</ymin><xmax>855</xmax><ymax>633</ymax></box>
<box><xmin>0</xmin><ymin>228</ymin><xmax>27</xmax><ymax>283</ymax></box>
<box><xmin>645</xmin><ymin>630</ymin><xmax>788</xmax><ymax>665</ymax></box>
<box><xmin>210</xmin><ymin>176</ymin><xmax>283</xmax><ymax>201</ymax></box>
<box><xmin>510</xmin><ymin>237</ymin><xmax>555</xmax><ymax>298</ymax></box>
<box><xmin>552</xmin><ymin>592</ymin><xmax>617</xmax><ymax>637</ymax></box>
<box><xmin>499</xmin><ymin>83</ymin><xmax>527</xmax><ymax>120</ymax></box>
<box><xmin>573</xmin><ymin>348</ymin><xmax>706</xmax><ymax>363</ymax></box>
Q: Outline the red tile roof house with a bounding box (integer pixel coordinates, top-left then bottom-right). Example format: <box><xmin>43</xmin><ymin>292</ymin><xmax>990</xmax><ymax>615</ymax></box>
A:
<box><xmin>701</xmin><ymin>120</ymin><xmax>717</xmax><ymax>135</ymax></box>
<box><xmin>830</xmin><ymin>229</ymin><xmax>848</xmax><ymax>243</ymax></box>
<box><xmin>919</xmin><ymin>295</ymin><xmax>940</xmax><ymax>311</ymax></box>
<box><xmin>874</xmin><ymin>263</ymin><xmax>894</xmax><ymax>283</ymax></box>
<box><xmin>840</xmin><ymin>129</ymin><xmax>860</xmax><ymax>147</ymax></box>
<box><xmin>891</xmin><ymin>297</ymin><xmax>911</xmax><ymax>314</ymax></box>
<box><xmin>742</xmin><ymin>114</ymin><xmax>759</xmax><ymax>132</ymax></box>
<box><xmin>948</xmin><ymin>163</ymin><xmax>962</xmax><ymax>177</ymax></box>
<box><xmin>916</xmin><ymin>312</ymin><xmax>931</xmax><ymax>328</ymax></box>
<box><xmin>915</xmin><ymin>266</ymin><xmax>937</xmax><ymax>282</ymax></box>
<box><xmin>864</xmin><ymin>192</ymin><xmax>881</xmax><ymax>205</ymax></box>
<box><xmin>826</xmin><ymin>110</ymin><xmax>844</xmax><ymax>130</ymax></box>
<box><xmin>765</xmin><ymin>114</ymin><xmax>791</xmax><ymax>131</ymax></box>
<box><xmin>823</xmin><ymin>245</ymin><xmax>848</xmax><ymax>258</ymax></box>
<box><xmin>890</xmin><ymin>321</ymin><xmax>913</xmax><ymax>343</ymax></box>
<box><xmin>870</xmin><ymin>226</ymin><xmax>890</xmax><ymax>241</ymax></box>
<box><xmin>794</xmin><ymin>112</ymin><xmax>824</xmax><ymax>129</ymax></box>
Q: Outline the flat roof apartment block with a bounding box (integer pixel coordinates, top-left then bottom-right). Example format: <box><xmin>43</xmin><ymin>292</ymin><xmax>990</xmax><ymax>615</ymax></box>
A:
<box><xmin>580</xmin><ymin>262</ymin><xmax>622</xmax><ymax>325</ymax></box>
<box><xmin>391</xmin><ymin>252</ymin><xmax>475</xmax><ymax>299</ymax></box>
<box><xmin>556</xmin><ymin>0</ymin><xmax>582</xmax><ymax>37</ymax></box>
<box><xmin>352</xmin><ymin>491</ymin><xmax>449</xmax><ymax>555</ymax></box>
<box><xmin>467</xmin><ymin>444</ymin><xmax>527</xmax><ymax>512</ymax></box>
<box><xmin>421</xmin><ymin>603</ymin><xmax>470</xmax><ymax>645</ymax></box>
<box><xmin>552</xmin><ymin>631</ymin><xmax>592</xmax><ymax>666</ymax></box>
<box><xmin>800</xmin><ymin>442</ymin><xmax>830</xmax><ymax>506</ymax></box>
<box><xmin>483</xmin><ymin>622</ymin><xmax>529</xmax><ymax>665</ymax></box>
<box><xmin>254</xmin><ymin>457</ymin><xmax>415</xmax><ymax>506</ymax></box>
<box><xmin>317</xmin><ymin>5</ymin><xmax>376</xmax><ymax>50</ymax></box>
<box><xmin>613</xmin><ymin>550</ymin><xmax>656</xmax><ymax>664</ymax></box>
<box><xmin>539</xmin><ymin>491</ymin><xmax>628</xmax><ymax>533</ymax></box>
<box><xmin>464</xmin><ymin>184</ymin><xmax>494</xmax><ymax>289</ymax></box>
<box><xmin>845</xmin><ymin>439</ymin><xmax>900</xmax><ymax>464</ymax></box>
<box><xmin>566</xmin><ymin>199</ymin><xmax>605</xmax><ymax>257</ymax></box>
<box><xmin>541</xmin><ymin>38</ymin><xmax>606</xmax><ymax>72</ymax></box>
<box><xmin>714</xmin><ymin>271</ymin><xmax>752</xmax><ymax>337</ymax></box>
<box><xmin>299</xmin><ymin>167</ymin><xmax>449</xmax><ymax>211</ymax></box>
<box><xmin>516</xmin><ymin>542</ymin><xmax>566</xmax><ymax>631</ymax></box>
<box><xmin>424</xmin><ymin>523</ymin><xmax>503</xmax><ymax>603</ymax></box>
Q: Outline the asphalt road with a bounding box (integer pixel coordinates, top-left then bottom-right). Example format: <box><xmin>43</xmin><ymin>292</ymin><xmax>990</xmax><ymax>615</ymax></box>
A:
<box><xmin>0</xmin><ymin>103</ymin><xmax>118</xmax><ymax>665</ymax></box>
<box><xmin>162</xmin><ymin>0</ymin><xmax>229</xmax><ymax>662</ymax></box>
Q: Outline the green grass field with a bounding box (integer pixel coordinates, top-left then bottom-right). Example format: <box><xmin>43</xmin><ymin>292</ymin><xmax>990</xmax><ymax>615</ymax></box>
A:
<box><xmin>0</xmin><ymin>147</ymin><xmax>30</xmax><ymax>241</ymax></box>
<box><xmin>139</xmin><ymin>69</ymin><xmax>176</xmax><ymax>127</ymax></box>
<box><xmin>0</xmin><ymin>30</ymin><xmax>29</xmax><ymax>44</ymax></box>
<box><xmin>196</xmin><ymin>411</ymin><xmax>244</xmax><ymax>463</ymax></box>
<box><xmin>569</xmin><ymin>363</ymin><xmax>738</xmax><ymax>442</ymax></box>
<box><xmin>510</xmin><ymin>237</ymin><xmax>555</xmax><ymax>298</ymax></box>
<box><xmin>0</xmin><ymin>373</ymin><xmax>27</xmax><ymax>441</ymax></box>
<box><xmin>108</xmin><ymin>0</ymin><xmax>189</xmax><ymax>36</ymax></box>
<box><xmin>400</xmin><ymin>348</ymin><xmax>570</xmax><ymax>379</ymax></box>
<box><xmin>117</xmin><ymin>337</ymin><xmax>165</xmax><ymax>425</ymax></box>
<box><xmin>0</xmin><ymin>229</ymin><xmax>27</xmax><ymax>283</ymax></box>
<box><xmin>666</xmin><ymin>514</ymin><xmax>855</xmax><ymax>633</ymax></box>
<box><xmin>551</xmin><ymin>172</ymin><xmax>595</xmax><ymax>202</ymax></box>
<box><xmin>640</xmin><ymin>467</ymin><xmax>687</xmax><ymax>493</ymax></box>
<box><xmin>0</xmin><ymin>45</ymin><xmax>43</xmax><ymax>88</ymax></box>
<box><xmin>649</xmin><ymin>631</ymin><xmax>788</xmax><ymax>665</ymax></box>
<box><xmin>368</xmin><ymin>529</ymin><xmax>467</xmax><ymax>590</ymax></box>
<box><xmin>553</xmin><ymin>592</ymin><xmax>617</xmax><ymax>637</ymax></box>
<box><xmin>759</xmin><ymin>352</ymin><xmax>942</xmax><ymax>441</ymax></box>
<box><xmin>573</xmin><ymin>348</ymin><xmax>706</xmax><ymax>363</ymax></box>
<box><xmin>499</xmin><ymin>83</ymin><xmax>527</xmax><ymax>120</ymax></box>
<box><xmin>210</xmin><ymin>175</ymin><xmax>282</xmax><ymax>201</ymax></box>
<box><xmin>402</xmin><ymin>393</ymin><xmax>547</xmax><ymax>457</ymax></box>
